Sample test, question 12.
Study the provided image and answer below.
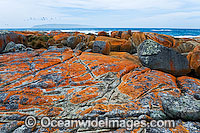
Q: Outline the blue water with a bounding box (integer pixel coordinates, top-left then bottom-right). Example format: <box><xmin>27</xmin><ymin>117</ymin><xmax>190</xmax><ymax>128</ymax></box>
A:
<box><xmin>1</xmin><ymin>28</ymin><xmax>200</xmax><ymax>37</ymax></box>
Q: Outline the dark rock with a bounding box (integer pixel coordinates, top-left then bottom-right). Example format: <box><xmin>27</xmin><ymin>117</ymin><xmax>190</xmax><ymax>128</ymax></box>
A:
<box><xmin>3</xmin><ymin>42</ymin><xmax>27</xmax><ymax>53</ymax></box>
<box><xmin>25</xmin><ymin>47</ymin><xmax>34</xmax><ymax>51</ymax></box>
<box><xmin>98</xmin><ymin>31</ymin><xmax>109</xmax><ymax>37</ymax></box>
<box><xmin>2</xmin><ymin>42</ymin><xmax>16</xmax><ymax>52</ymax></box>
<box><xmin>0</xmin><ymin>93</ymin><xmax>8</xmax><ymax>103</ymax></box>
<box><xmin>0</xmin><ymin>122</ymin><xmax>20</xmax><ymax>133</ymax></box>
<box><xmin>5</xmin><ymin>95</ymin><xmax>20</xmax><ymax>110</ymax></box>
<box><xmin>14</xmin><ymin>44</ymin><xmax>26</xmax><ymax>52</ymax></box>
<box><xmin>61</xmin><ymin>39</ymin><xmax>68</xmax><ymax>46</ymax></box>
<box><xmin>1</xmin><ymin>114</ymin><xmax>26</xmax><ymax>121</ymax></box>
<box><xmin>150</xmin><ymin>110</ymin><xmax>168</xmax><ymax>120</ymax></box>
<box><xmin>187</xmin><ymin>45</ymin><xmax>200</xmax><ymax>76</ymax></box>
<box><xmin>92</xmin><ymin>41</ymin><xmax>110</xmax><ymax>55</ymax></box>
<box><xmin>66</xmin><ymin>36</ymin><xmax>81</xmax><ymax>49</ymax></box>
<box><xmin>138</xmin><ymin>39</ymin><xmax>191</xmax><ymax>76</ymax></box>
<box><xmin>27</xmin><ymin>35</ymin><xmax>49</xmax><ymax>49</ymax></box>
<box><xmin>177</xmin><ymin>76</ymin><xmax>200</xmax><ymax>99</ymax></box>
<box><xmin>75</xmin><ymin>42</ymin><xmax>87</xmax><ymax>51</ymax></box>
<box><xmin>13</xmin><ymin>125</ymin><xmax>32</xmax><ymax>133</ymax></box>
<box><xmin>161</xmin><ymin>95</ymin><xmax>200</xmax><ymax>121</ymax></box>
<box><xmin>194</xmin><ymin>94</ymin><xmax>200</xmax><ymax>100</ymax></box>
<box><xmin>0</xmin><ymin>32</ymin><xmax>27</xmax><ymax>53</ymax></box>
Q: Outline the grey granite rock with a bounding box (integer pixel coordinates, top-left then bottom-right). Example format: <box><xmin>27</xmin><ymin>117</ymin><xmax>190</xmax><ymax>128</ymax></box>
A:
<box><xmin>137</xmin><ymin>39</ymin><xmax>190</xmax><ymax>76</ymax></box>
<box><xmin>161</xmin><ymin>95</ymin><xmax>200</xmax><ymax>121</ymax></box>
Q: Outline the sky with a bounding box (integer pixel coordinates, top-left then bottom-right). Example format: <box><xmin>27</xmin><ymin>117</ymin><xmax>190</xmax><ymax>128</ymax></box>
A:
<box><xmin>0</xmin><ymin>0</ymin><xmax>200</xmax><ymax>28</ymax></box>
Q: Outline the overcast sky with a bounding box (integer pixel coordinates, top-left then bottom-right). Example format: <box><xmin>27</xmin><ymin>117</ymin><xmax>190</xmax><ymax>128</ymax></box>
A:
<box><xmin>0</xmin><ymin>0</ymin><xmax>200</xmax><ymax>28</ymax></box>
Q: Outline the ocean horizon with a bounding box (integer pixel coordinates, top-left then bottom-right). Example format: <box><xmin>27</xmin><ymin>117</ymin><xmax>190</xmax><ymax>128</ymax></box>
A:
<box><xmin>1</xmin><ymin>28</ymin><xmax>200</xmax><ymax>38</ymax></box>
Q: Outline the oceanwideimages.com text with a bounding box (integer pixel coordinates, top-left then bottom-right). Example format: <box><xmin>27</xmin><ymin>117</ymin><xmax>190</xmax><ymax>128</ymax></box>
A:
<box><xmin>25</xmin><ymin>116</ymin><xmax>176</xmax><ymax>131</ymax></box>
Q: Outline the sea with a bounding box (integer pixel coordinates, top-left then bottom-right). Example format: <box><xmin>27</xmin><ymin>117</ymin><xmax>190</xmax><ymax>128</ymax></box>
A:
<box><xmin>1</xmin><ymin>28</ymin><xmax>200</xmax><ymax>38</ymax></box>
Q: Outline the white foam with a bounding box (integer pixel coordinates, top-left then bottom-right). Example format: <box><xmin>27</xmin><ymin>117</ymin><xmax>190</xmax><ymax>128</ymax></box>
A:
<box><xmin>61</xmin><ymin>30</ymin><xmax>97</xmax><ymax>34</ymax></box>
<box><xmin>152</xmin><ymin>29</ymin><xmax>172</xmax><ymax>32</ymax></box>
<box><xmin>174</xmin><ymin>35</ymin><xmax>200</xmax><ymax>38</ymax></box>
<box><xmin>132</xmin><ymin>30</ymin><xmax>141</xmax><ymax>32</ymax></box>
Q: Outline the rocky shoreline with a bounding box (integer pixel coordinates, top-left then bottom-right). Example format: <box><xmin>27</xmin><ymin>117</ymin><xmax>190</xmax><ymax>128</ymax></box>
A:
<box><xmin>0</xmin><ymin>30</ymin><xmax>199</xmax><ymax>132</ymax></box>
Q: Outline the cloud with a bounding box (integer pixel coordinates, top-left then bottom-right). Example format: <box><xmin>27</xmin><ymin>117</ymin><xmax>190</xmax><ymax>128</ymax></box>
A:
<box><xmin>0</xmin><ymin>0</ymin><xmax>73</xmax><ymax>27</ymax></box>
<box><xmin>0</xmin><ymin>0</ymin><xmax>199</xmax><ymax>28</ymax></box>
<box><xmin>39</xmin><ymin>0</ymin><xmax>183</xmax><ymax>10</ymax></box>
<box><xmin>128</xmin><ymin>11</ymin><xmax>200</xmax><ymax>28</ymax></box>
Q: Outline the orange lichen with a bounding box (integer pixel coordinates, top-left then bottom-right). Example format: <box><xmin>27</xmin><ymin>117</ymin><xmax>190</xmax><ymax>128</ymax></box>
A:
<box><xmin>121</xmin><ymin>31</ymin><xmax>131</xmax><ymax>40</ymax></box>
<box><xmin>177</xmin><ymin>76</ymin><xmax>200</xmax><ymax>96</ymax></box>
<box><xmin>53</xmin><ymin>33</ymin><xmax>71</xmax><ymax>41</ymax></box>
<box><xmin>92</xmin><ymin>98</ymin><xmax>107</xmax><ymax>104</ymax></box>
<box><xmin>0</xmin><ymin>37</ymin><xmax>198</xmax><ymax>132</ymax></box>
<box><xmin>131</xmin><ymin>32</ymin><xmax>147</xmax><ymax>47</ymax></box>
<box><xmin>98</xmin><ymin>31</ymin><xmax>108</xmax><ymax>36</ymax></box>
<box><xmin>170</xmin><ymin>59</ymin><xmax>175</xmax><ymax>72</ymax></box>
<box><xmin>70</xmin><ymin>87</ymin><xmax>99</xmax><ymax>104</ymax></box>
<box><xmin>96</xmin><ymin>36</ymin><xmax>131</xmax><ymax>52</ymax></box>
<box><xmin>187</xmin><ymin>46</ymin><xmax>200</xmax><ymax>75</ymax></box>
<box><xmin>146</xmin><ymin>32</ymin><xmax>178</xmax><ymax>48</ymax></box>
<box><xmin>118</xmin><ymin>67</ymin><xmax>180</xmax><ymax>110</ymax></box>
<box><xmin>110</xmin><ymin>52</ymin><xmax>142</xmax><ymax>66</ymax></box>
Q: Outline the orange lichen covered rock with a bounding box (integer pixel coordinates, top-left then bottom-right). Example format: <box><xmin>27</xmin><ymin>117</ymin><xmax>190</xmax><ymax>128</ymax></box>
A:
<box><xmin>187</xmin><ymin>46</ymin><xmax>200</xmax><ymax>75</ymax></box>
<box><xmin>109</xmin><ymin>52</ymin><xmax>142</xmax><ymax>66</ymax></box>
<box><xmin>175</xmin><ymin>39</ymin><xmax>199</xmax><ymax>53</ymax></box>
<box><xmin>131</xmin><ymin>32</ymin><xmax>198</xmax><ymax>53</ymax></box>
<box><xmin>111</xmin><ymin>31</ymin><xmax>121</xmax><ymax>38</ymax></box>
<box><xmin>121</xmin><ymin>31</ymin><xmax>131</xmax><ymax>40</ymax></box>
<box><xmin>86</xmin><ymin>34</ymin><xmax>95</xmax><ymax>43</ymax></box>
<box><xmin>193</xmin><ymin>45</ymin><xmax>200</xmax><ymax>52</ymax></box>
<box><xmin>146</xmin><ymin>32</ymin><xmax>178</xmax><ymax>48</ymax></box>
<box><xmin>132</xmin><ymin>120</ymin><xmax>199</xmax><ymax>133</ymax></box>
<box><xmin>0</xmin><ymin>32</ymin><xmax>27</xmax><ymax>53</ymax></box>
<box><xmin>118</xmin><ymin>67</ymin><xmax>181</xmax><ymax>110</ymax></box>
<box><xmin>13</xmin><ymin>31</ymin><xmax>44</xmax><ymax>36</ymax></box>
<box><xmin>194</xmin><ymin>37</ymin><xmax>200</xmax><ymax>43</ymax></box>
<box><xmin>131</xmin><ymin>32</ymin><xmax>147</xmax><ymax>47</ymax></box>
<box><xmin>146</xmin><ymin>33</ymin><xmax>199</xmax><ymax>53</ymax></box>
<box><xmin>92</xmin><ymin>41</ymin><xmax>111</xmax><ymax>55</ymax></box>
<box><xmin>53</xmin><ymin>32</ymin><xmax>71</xmax><ymax>41</ymax></box>
<box><xmin>0</xmin><ymin>47</ymin><xmax>142</xmax><ymax>132</ymax></box>
<box><xmin>98</xmin><ymin>31</ymin><xmax>109</xmax><ymax>36</ymax></box>
<box><xmin>46</xmin><ymin>38</ymin><xmax>55</xmax><ymax>46</ymax></box>
<box><xmin>95</xmin><ymin>36</ymin><xmax>133</xmax><ymax>53</ymax></box>
<box><xmin>177</xmin><ymin>76</ymin><xmax>200</xmax><ymax>99</ymax></box>
<box><xmin>0</xmin><ymin>38</ymin><xmax>199</xmax><ymax>132</ymax></box>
